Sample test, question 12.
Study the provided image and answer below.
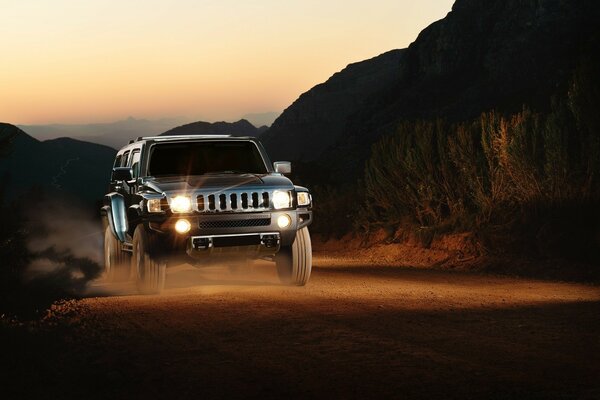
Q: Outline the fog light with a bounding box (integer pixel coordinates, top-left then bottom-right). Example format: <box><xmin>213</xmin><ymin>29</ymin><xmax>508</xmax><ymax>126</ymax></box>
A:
<box><xmin>175</xmin><ymin>219</ymin><xmax>191</xmax><ymax>234</ymax></box>
<box><xmin>277</xmin><ymin>214</ymin><xmax>292</xmax><ymax>229</ymax></box>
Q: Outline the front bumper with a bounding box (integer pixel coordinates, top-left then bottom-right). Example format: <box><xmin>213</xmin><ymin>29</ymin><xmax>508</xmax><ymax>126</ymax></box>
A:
<box><xmin>144</xmin><ymin>209</ymin><xmax>312</xmax><ymax>260</ymax></box>
<box><xmin>189</xmin><ymin>231</ymin><xmax>281</xmax><ymax>259</ymax></box>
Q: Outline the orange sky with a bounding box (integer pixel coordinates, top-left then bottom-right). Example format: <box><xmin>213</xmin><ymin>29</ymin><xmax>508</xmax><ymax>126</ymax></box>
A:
<box><xmin>0</xmin><ymin>0</ymin><xmax>454</xmax><ymax>124</ymax></box>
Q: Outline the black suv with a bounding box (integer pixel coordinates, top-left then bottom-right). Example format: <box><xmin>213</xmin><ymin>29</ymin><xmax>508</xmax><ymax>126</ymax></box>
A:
<box><xmin>101</xmin><ymin>135</ymin><xmax>313</xmax><ymax>293</ymax></box>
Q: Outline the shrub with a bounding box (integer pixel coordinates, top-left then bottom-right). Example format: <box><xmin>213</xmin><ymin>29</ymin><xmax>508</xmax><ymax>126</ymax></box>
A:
<box><xmin>359</xmin><ymin>57</ymin><xmax>600</xmax><ymax>261</ymax></box>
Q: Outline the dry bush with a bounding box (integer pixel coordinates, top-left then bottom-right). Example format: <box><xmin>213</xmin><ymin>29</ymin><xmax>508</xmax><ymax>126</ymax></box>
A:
<box><xmin>359</xmin><ymin>58</ymin><xmax>600</xmax><ymax>261</ymax></box>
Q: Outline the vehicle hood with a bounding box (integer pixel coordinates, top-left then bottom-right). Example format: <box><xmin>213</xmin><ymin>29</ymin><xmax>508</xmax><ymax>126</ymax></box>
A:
<box><xmin>141</xmin><ymin>174</ymin><xmax>294</xmax><ymax>194</ymax></box>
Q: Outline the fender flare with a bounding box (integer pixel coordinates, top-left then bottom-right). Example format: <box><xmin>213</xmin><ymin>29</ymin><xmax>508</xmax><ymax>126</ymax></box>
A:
<box><xmin>103</xmin><ymin>192</ymin><xmax>129</xmax><ymax>243</ymax></box>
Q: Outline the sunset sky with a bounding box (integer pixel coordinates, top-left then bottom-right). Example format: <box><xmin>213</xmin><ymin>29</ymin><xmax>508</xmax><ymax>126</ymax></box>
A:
<box><xmin>1</xmin><ymin>0</ymin><xmax>453</xmax><ymax>124</ymax></box>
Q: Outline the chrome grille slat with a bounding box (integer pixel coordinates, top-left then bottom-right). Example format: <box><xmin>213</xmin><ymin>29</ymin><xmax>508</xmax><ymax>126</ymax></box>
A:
<box><xmin>197</xmin><ymin>195</ymin><xmax>206</xmax><ymax>212</ymax></box>
<box><xmin>196</xmin><ymin>190</ymin><xmax>271</xmax><ymax>213</ymax></box>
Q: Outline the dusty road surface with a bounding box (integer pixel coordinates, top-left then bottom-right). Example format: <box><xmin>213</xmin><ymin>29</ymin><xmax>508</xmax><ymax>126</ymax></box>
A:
<box><xmin>5</xmin><ymin>256</ymin><xmax>600</xmax><ymax>399</ymax></box>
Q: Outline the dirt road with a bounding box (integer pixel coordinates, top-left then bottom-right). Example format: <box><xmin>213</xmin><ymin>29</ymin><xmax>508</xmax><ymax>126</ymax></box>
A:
<box><xmin>6</xmin><ymin>256</ymin><xmax>600</xmax><ymax>399</ymax></box>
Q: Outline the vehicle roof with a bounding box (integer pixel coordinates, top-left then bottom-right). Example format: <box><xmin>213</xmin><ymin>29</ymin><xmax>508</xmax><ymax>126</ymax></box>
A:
<box><xmin>117</xmin><ymin>134</ymin><xmax>260</xmax><ymax>153</ymax></box>
<box><xmin>143</xmin><ymin>134</ymin><xmax>260</xmax><ymax>141</ymax></box>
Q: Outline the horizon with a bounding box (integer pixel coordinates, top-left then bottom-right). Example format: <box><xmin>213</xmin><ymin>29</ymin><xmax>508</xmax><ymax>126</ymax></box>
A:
<box><xmin>15</xmin><ymin>114</ymin><xmax>258</xmax><ymax>127</ymax></box>
<box><xmin>1</xmin><ymin>0</ymin><xmax>453</xmax><ymax>125</ymax></box>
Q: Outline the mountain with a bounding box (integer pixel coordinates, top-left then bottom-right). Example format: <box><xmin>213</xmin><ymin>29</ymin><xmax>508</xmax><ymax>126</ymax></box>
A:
<box><xmin>262</xmin><ymin>0</ymin><xmax>600</xmax><ymax>179</ymax></box>
<box><xmin>161</xmin><ymin>119</ymin><xmax>267</xmax><ymax>137</ymax></box>
<box><xmin>241</xmin><ymin>112</ymin><xmax>281</xmax><ymax>128</ymax></box>
<box><xmin>0</xmin><ymin>123</ymin><xmax>116</xmax><ymax>204</ymax></box>
<box><xmin>261</xmin><ymin>49</ymin><xmax>404</xmax><ymax>161</ymax></box>
<box><xmin>19</xmin><ymin>117</ymin><xmax>189</xmax><ymax>150</ymax></box>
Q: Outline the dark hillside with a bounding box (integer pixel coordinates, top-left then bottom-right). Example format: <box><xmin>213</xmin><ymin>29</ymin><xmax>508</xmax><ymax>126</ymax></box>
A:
<box><xmin>261</xmin><ymin>49</ymin><xmax>404</xmax><ymax>161</ymax></box>
<box><xmin>0</xmin><ymin>123</ymin><xmax>115</xmax><ymax>204</ymax></box>
<box><xmin>263</xmin><ymin>0</ymin><xmax>600</xmax><ymax>182</ymax></box>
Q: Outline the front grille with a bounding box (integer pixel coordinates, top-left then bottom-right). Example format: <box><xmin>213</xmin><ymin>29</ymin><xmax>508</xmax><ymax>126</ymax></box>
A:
<box><xmin>197</xmin><ymin>191</ymin><xmax>270</xmax><ymax>212</ymax></box>
<box><xmin>198</xmin><ymin>218</ymin><xmax>271</xmax><ymax>229</ymax></box>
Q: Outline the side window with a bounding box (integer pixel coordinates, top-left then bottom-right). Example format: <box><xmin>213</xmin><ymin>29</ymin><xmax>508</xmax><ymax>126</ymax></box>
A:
<box><xmin>121</xmin><ymin>151</ymin><xmax>130</xmax><ymax>167</ymax></box>
<box><xmin>130</xmin><ymin>150</ymin><xmax>141</xmax><ymax>178</ymax></box>
<box><xmin>113</xmin><ymin>154</ymin><xmax>122</xmax><ymax>168</ymax></box>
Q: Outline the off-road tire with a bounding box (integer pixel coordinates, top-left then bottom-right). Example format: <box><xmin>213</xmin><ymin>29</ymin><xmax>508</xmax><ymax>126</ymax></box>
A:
<box><xmin>132</xmin><ymin>225</ymin><xmax>166</xmax><ymax>294</ymax></box>
<box><xmin>104</xmin><ymin>226</ymin><xmax>131</xmax><ymax>282</ymax></box>
<box><xmin>275</xmin><ymin>227</ymin><xmax>312</xmax><ymax>286</ymax></box>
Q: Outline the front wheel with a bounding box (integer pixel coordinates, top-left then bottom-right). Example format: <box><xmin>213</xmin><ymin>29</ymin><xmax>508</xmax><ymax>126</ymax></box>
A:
<box><xmin>132</xmin><ymin>225</ymin><xmax>166</xmax><ymax>294</ymax></box>
<box><xmin>103</xmin><ymin>226</ymin><xmax>131</xmax><ymax>282</ymax></box>
<box><xmin>275</xmin><ymin>227</ymin><xmax>312</xmax><ymax>286</ymax></box>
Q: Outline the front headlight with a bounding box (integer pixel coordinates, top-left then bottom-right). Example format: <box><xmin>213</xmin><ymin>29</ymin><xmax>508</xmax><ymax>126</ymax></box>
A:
<box><xmin>297</xmin><ymin>192</ymin><xmax>311</xmax><ymax>207</ymax></box>
<box><xmin>170</xmin><ymin>195</ymin><xmax>192</xmax><ymax>213</ymax></box>
<box><xmin>272</xmin><ymin>190</ymin><xmax>292</xmax><ymax>209</ymax></box>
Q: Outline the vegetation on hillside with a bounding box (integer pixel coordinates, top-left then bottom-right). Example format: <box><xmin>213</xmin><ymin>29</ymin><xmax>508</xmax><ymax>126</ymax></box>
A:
<box><xmin>351</xmin><ymin>55</ymin><xmax>600</xmax><ymax>261</ymax></box>
<box><xmin>310</xmin><ymin>51</ymin><xmax>600</xmax><ymax>264</ymax></box>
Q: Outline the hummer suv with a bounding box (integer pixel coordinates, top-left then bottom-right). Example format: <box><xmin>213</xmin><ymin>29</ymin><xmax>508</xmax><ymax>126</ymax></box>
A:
<box><xmin>101</xmin><ymin>135</ymin><xmax>313</xmax><ymax>294</ymax></box>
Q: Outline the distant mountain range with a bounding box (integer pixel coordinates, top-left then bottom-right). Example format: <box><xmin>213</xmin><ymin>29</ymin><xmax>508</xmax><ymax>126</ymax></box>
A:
<box><xmin>262</xmin><ymin>0</ymin><xmax>600</xmax><ymax>181</ymax></box>
<box><xmin>19</xmin><ymin>117</ymin><xmax>189</xmax><ymax>150</ymax></box>
<box><xmin>1</xmin><ymin>118</ymin><xmax>269</xmax><ymax>205</ymax></box>
<box><xmin>0</xmin><ymin>118</ymin><xmax>269</xmax><ymax>205</ymax></box>
<box><xmin>19</xmin><ymin>114</ymin><xmax>278</xmax><ymax>150</ymax></box>
<box><xmin>0</xmin><ymin>123</ymin><xmax>115</xmax><ymax>204</ymax></box>
<box><xmin>161</xmin><ymin>119</ymin><xmax>267</xmax><ymax>137</ymax></box>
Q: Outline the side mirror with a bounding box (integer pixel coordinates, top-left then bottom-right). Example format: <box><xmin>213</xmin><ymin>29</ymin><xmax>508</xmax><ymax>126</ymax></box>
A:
<box><xmin>112</xmin><ymin>167</ymin><xmax>133</xmax><ymax>182</ymax></box>
<box><xmin>273</xmin><ymin>161</ymin><xmax>291</xmax><ymax>174</ymax></box>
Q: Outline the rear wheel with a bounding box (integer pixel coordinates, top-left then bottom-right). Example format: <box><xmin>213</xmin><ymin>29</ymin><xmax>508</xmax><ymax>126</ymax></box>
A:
<box><xmin>275</xmin><ymin>227</ymin><xmax>312</xmax><ymax>286</ymax></box>
<box><xmin>132</xmin><ymin>225</ymin><xmax>166</xmax><ymax>294</ymax></box>
<box><xmin>103</xmin><ymin>226</ymin><xmax>131</xmax><ymax>282</ymax></box>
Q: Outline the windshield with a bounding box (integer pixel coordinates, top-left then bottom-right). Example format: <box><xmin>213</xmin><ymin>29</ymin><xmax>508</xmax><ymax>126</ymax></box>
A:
<box><xmin>147</xmin><ymin>141</ymin><xmax>268</xmax><ymax>177</ymax></box>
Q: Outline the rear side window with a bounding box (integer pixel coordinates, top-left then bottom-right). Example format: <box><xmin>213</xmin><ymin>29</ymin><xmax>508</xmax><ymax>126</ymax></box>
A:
<box><xmin>121</xmin><ymin>151</ymin><xmax>130</xmax><ymax>167</ymax></box>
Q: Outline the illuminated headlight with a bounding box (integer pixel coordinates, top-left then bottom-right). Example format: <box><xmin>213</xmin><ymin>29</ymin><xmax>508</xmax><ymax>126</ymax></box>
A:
<box><xmin>297</xmin><ymin>192</ymin><xmax>311</xmax><ymax>207</ymax></box>
<box><xmin>277</xmin><ymin>214</ymin><xmax>292</xmax><ymax>228</ymax></box>
<box><xmin>147</xmin><ymin>199</ymin><xmax>162</xmax><ymax>213</ymax></box>
<box><xmin>170</xmin><ymin>195</ymin><xmax>192</xmax><ymax>213</ymax></box>
<box><xmin>272</xmin><ymin>190</ymin><xmax>292</xmax><ymax>209</ymax></box>
<box><xmin>175</xmin><ymin>219</ymin><xmax>191</xmax><ymax>234</ymax></box>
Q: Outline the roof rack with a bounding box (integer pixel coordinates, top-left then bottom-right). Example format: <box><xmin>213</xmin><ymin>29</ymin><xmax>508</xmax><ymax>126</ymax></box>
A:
<box><xmin>136</xmin><ymin>134</ymin><xmax>232</xmax><ymax>142</ymax></box>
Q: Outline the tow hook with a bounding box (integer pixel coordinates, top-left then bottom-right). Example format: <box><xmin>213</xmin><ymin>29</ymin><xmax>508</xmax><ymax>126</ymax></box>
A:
<box><xmin>193</xmin><ymin>237</ymin><xmax>213</xmax><ymax>250</ymax></box>
<box><xmin>260</xmin><ymin>234</ymin><xmax>279</xmax><ymax>249</ymax></box>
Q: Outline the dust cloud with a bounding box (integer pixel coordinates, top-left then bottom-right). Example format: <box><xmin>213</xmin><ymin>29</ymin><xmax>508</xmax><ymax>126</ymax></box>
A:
<box><xmin>20</xmin><ymin>198</ymin><xmax>103</xmax><ymax>310</ymax></box>
<box><xmin>165</xmin><ymin>259</ymin><xmax>280</xmax><ymax>291</ymax></box>
<box><xmin>27</xmin><ymin>200</ymin><xmax>103</xmax><ymax>265</ymax></box>
<box><xmin>89</xmin><ymin>257</ymin><xmax>280</xmax><ymax>297</ymax></box>
<box><xmin>20</xmin><ymin>197</ymin><xmax>279</xmax><ymax>301</ymax></box>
